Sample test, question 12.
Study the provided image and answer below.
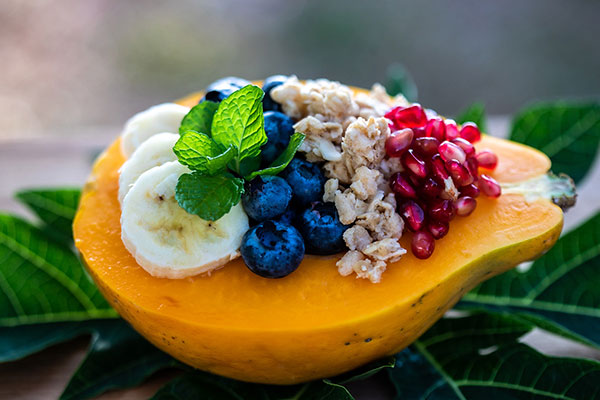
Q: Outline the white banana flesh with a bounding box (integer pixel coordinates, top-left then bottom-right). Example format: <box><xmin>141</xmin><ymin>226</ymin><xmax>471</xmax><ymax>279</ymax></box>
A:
<box><xmin>121</xmin><ymin>103</ymin><xmax>190</xmax><ymax>158</ymax></box>
<box><xmin>118</xmin><ymin>132</ymin><xmax>179</xmax><ymax>204</ymax></box>
<box><xmin>120</xmin><ymin>161</ymin><xmax>249</xmax><ymax>279</ymax></box>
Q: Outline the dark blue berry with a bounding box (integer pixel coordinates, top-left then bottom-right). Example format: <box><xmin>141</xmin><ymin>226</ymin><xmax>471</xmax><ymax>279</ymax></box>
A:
<box><xmin>299</xmin><ymin>202</ymin><xmax>348</xmax><ymax>255</ymax></box>
<box><xmin>241</xmin><ymin>220</ymin><xmax>305</xmax><ymax>278</ymax></box>
<box><xmin>201</xmin><ymin>77</ymin><xmax>251</xmax><ymax>103</ymax></box>
<box><xmin>276</xmin><ymin>207</ymin><xmax>299</xmax><ymax>226</ymax></box>
<box><xmin>262</xmin><ymin>111</ymin><xmax>295</xmax><ymax>165</ymax></box>
<box><xmin>281</xmin><ymin>158</ymin><xmax>326</xmax><ymax>205</ymax></box>
<box><xmin>242</xmin><ymin>176</ymin><xmax>292</xmax><ymax>222</ymax></box>
<box><xmin>262</xmin><ymin>75</ymin><xmax>288</xmax><ymax>111</ymax></box>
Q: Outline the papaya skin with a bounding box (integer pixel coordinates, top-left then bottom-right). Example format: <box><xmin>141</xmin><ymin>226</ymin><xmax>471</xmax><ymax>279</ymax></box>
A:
<box><xmin>74</xmin><ymin>87</ymin><xmax>563</xmax><ymax>384</ymax></box>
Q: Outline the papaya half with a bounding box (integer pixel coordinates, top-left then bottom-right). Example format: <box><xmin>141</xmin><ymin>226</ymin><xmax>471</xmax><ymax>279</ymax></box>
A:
<box><xmin>73</xmin><ymin>87</ymin><xmax>573</xmax><ymax>384</ymax></box>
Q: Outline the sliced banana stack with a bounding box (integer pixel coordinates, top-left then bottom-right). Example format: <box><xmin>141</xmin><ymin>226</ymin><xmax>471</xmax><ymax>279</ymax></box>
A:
<box><xmin>120</xmin><ymin>161</ymin><xmax>249</xmax><ymax>278</ymax></box>
<box><xmin>121</xmin><ymin>103</ymin><xmax>190</xmax><ymax>158</ymax></box>
<box><xmin>118</xmin><ymin>132</ymin><xmax>179</xmax><ymax>204</ymax></box>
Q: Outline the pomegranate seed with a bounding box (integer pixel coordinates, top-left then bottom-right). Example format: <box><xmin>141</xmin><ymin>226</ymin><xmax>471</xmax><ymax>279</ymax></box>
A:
<box><xmin>428</xmin><ymin>199</ymin><xmax>455</xmax><ymax>222</ymax></box>
<box><xmin>400</xmin><ymin>200</ymin><xmax>426</xmax><ymax>232</ymax></box>
<box><xmin>438</xmin><ymin>141</ymin><xmax>467</xmax><ymax>164</ymax></box>
<box><xmin>445</xmin><ymin>119</ymin><xmax>460</xmax><ymax>140</ymax></box>
<box><xmin>428</xmin><ymin>221</ymin><xmax>449</xmax><ymax>239</ymax></box>
<box><xmin>412</xmin><ymin>126</ymin><xmax>427</xmax><ymax>138</ymax></box>
<box><xmin>391</xmin><ymin>104</ymin><xmax>428</xmax><ymax>129</ymax></box>
<box><xmin>455</xmin><ymin>196</ymin><xmax>477</xmax><ymax>216</ymax></box>
<box><xmin>390</xmin><ymin>173</ymin><xmax>417</xmax><ymax>198</ymax></box>
<box><xmin>479</xmin><ymin>174</ymin><xmax>502</xmax><ymax>197</ymax></box>
<box><xmin>385</xmin><ymin>128</ymin><xmax>413</xmax><ymax>157</ymax></box>
<box><xmin>413</xmin><ymin>137</ymin><xmax>440</xmax><ymax>156</ymax></box>
<box><xmin>459</xmin><ymin>122</ymin><xmax>481</xmax><ymax>143</ymax></box>
<box><xmin>460</xmin><ymin>183</ymin><xmax>480</xmax><ymax>198</ymax></box>
<box><xmin>476</xmin><ymin>150</ymin><xmax>498</xmax><ymax>169</ymax></box>
<box><xmin>430</xmin><ymin>154</ymin><xmax>450</xmax><ymax>181</ymax></box>
<box><xmin>425</xmin><ymin>117</ymin><xmax>446</xmax><ymax>142</ymax></box>
<box><xmin>446</xmin><ymin>160</ymin><xmax>475</xmax><ymax>186</ymax></box>
<box><xmin>412</xmin><ymin>231</ymin><xmax>435</xmax><ymax>259</ymax></box>
<box><xmin>402</xmin><ymin>149</ymin><xmax>428</xmax><ymax>178</ymax></box>
<box><xmin>420</xmin><ymin>177</ymin><xmax>442</xmax><ymax>198</ymax></box>
<box><xmin>464</xmin><ymin>157</ymin><xmax>479</xmax><ymax>180</ymax></box>
<box><xmin>451</xmin><ymin>138</ymin><xmax>475</xmax><ymax>157</ymax></box>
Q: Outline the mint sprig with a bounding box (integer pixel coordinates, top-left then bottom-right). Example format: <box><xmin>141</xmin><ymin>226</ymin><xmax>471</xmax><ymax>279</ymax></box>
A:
<box><xmin>173</xmin><ymin>84</ymin><xmax>305</xmax><ymax>221</ymax></box>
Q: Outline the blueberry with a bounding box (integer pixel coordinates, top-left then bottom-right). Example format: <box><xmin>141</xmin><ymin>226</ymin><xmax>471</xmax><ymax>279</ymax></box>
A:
<box><xmin>262</xmin><ymin>111</ymin><xmax>295</xmax><ymax>165</ymax></box>
<box><xmin>276</xmin><ymin>207</ymin><xmax>299</xmax><ymax>226</ymax></box>
<box><xmin>242</xmin><ymin>175</ymin><xmax>292</xmax><ymax>222</ymax></box>
<box><xmin>201</xmin><ymin>76</ymin><xmax>251</xmax><ymax>103</ymax></box>
<box><xmin>262</xmin><ymin>75</ymin><xmax>288</xmax><ymax>111</ymax></box>
<box><xmin>280</xmin><ymin>158</ymin><xmax>326</xmax><ymax>205</ymax></box>
<box><xmin>241</xmin><ymin>220</ymin><xmax>305</xmax><ymax>278</ymax></box>
<box><xmin>299</xmin><ymin>202</ymin><xmax>348</xmax><ymax>255</ymax></box>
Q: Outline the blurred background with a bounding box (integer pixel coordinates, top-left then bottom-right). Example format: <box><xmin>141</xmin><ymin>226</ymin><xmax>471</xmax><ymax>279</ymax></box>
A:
<box><xmin>1</xmin><ymin>0</ymin><xmax>599</xmax><ymax>140</ymax></box>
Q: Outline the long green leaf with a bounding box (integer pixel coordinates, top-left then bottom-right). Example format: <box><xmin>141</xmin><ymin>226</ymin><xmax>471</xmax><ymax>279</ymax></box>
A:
<box><xmin>461</xmin><ymin>212</ymin><xmax>600</xmax><ymax>348</ymax></box>
<box><xmin>389</xmin><ymin>312</ymin><xmax>600</xmax><ymax>399</ymax></box>
<box><xmin>510</xmin><ymin>102</ymin><xmax>600</xmax><ymax>183</ymax></box>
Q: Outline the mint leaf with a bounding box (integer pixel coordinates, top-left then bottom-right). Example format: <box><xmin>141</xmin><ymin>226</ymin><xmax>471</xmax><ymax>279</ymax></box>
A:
<box><xmin>385</xmin><ymin>63</ymin><xmax>418</xmax><ymax>102</ymax></box>
<box><xmin>179</xmin><ymin>101</ymin><xmax>218</xmax><ymax>135</ymax></box>
<box><xmin>173</xmin><ymin>131</ymin><xmax>234</xmax><ymax>175</ymax></box>
<box><xmin>456</xmin><ymin>102</ymin><xmax>487</xmax><ymax>132</ymax></box>
<box><xmin>246</xmin><ymin>132</ymin><xmax>305</xmax><ymax>180</ymax></box>
<box><xmin>175</xmin><ymin>172</ymin><xmax>244</xmax><ymax>221</ymax></box>
<box><xmin>211</xmin><ymin>85</ymin><xmax>267</xmax><ymax>173</ymax></box>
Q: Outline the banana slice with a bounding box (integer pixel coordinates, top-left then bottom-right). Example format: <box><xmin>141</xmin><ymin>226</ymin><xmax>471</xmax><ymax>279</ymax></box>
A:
<box><xmin>118</xmin><ymin>132</ymin><xmax>179</xmax><ymax>204</ymax></box>
<box><xmin>121</xmin><ymin>103</ymin><xmax>190</xmax><ymax>158</ymax></box>
<box><xmin>121</xmin><ymin>161</ymin><xmax>249</xmax><ymax>278</ymax></box>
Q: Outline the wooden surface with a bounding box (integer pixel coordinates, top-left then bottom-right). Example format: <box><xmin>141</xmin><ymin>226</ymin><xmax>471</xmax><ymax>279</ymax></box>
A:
<box><xmin>1</xmin><ymin>119</ymin><xmax>600</xmax><ymax>399</ymax></box>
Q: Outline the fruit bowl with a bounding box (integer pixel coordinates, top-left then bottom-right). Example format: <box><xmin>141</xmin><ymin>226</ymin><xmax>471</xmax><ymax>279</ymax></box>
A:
<box><xmin>74</xmin><ymin>86</ymin><xmax>567</xmax><ymax>384</ymax></box>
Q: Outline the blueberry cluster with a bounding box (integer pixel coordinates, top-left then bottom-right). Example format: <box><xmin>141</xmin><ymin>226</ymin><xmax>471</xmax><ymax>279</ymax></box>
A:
<box><xmin>200</xmin><ymin>76</ymin><xmax>348</xmax><ymax>278</ymax></box>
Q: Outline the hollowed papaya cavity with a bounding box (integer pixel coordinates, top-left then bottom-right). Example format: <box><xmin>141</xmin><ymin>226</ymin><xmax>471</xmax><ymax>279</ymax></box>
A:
<box><xmin>74</xmin><ymin>89</ymin><xmax>571</xmax><ymax>384</ymax></box>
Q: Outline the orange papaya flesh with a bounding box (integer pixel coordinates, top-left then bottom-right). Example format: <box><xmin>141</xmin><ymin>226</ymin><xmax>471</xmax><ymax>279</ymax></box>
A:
<box><xmin>74</xmin><ymin>90</ymin><xmax>563</xmax><ymax>384</ymax></box>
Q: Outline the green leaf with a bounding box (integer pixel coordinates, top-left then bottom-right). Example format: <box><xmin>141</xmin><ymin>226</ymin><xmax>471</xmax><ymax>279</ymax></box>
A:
<box><xmin>175</xmin><ymin>172</ymin><xmax>244</xmax><ymax>221</ymax></box>
<box><xmin>60</xmin><ymin>319</ymin><xmax>181</xmax><ymax>400</ymax></box>
<box><xmin>327</xmin><ymin>356</ymin><xmax>395</xmax><ymax>385</ymax></box>
<box><xmin>461</xmin><ymin>212</ymin><xmax>600</xmax><ymax>348</ymax></box>
<box><xmin>15</xmin><ymin>188</ymin><xmax>81</xmax><ymax>243</ymax></box>
<box><xmin>211</xmin><ymin>85</ymin><xmax>267</xmax><ymax>173</ymax></box>
<box><xmin>389</xmin><ymin>311</ymin><xmax>600</xmax><ymax>399</ymax></box>
<box><xmin>0</xmin><ymin>214</ymin><xmax>116</xmax><ymax>327</ymax></box>
<box><xmin>151</xmin><ymin>372</ymin><xmax>354</xmax><ymax>400</ymax></box>
<box><xmin>456</xmin><ymin>102</ymin><xmax>487</xmax><ymax>132</ymax></box>
<box><xmin>509</xmin><ymin>102</ymin><xmax>600</xmax><ymax>183</ymax></box>
<box><xmin>385</xmin><ymin>63</ymin><xmax>418</xmax><ymax>102</ymax></box>
<box><xmin>173</xmin><ymin>131</ymin><xmax>234</xmax><ymax>175</ymax></box>
<box><xmin>246</xmin><ymin>133</ymin><xmax>305</xmax><ymax>180</ymax></box>
<box><xmin>179</xmin><ymin>101</ymin><xmax>219</xmax><ymax>136</ymax></box>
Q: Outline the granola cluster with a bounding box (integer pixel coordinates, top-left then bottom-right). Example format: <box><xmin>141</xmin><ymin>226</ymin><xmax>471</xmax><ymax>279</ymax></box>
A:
<box><xmin>271</xmin><ymin>77</ymin><xmax>409</xmax><ymax>282</ymax></box>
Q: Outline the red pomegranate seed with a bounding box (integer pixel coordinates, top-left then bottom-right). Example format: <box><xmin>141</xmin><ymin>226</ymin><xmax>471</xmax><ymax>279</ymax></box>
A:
<box><xmin>390</xmin><ymin>172</ymin><xmax>417</xmax><ymax>198</ymax></box>
<box><xmin>451</xmin><ymin>138</ymin><xmax>475</xmax><ymax>157</ymax></box>
<box><xmin>428</xmin><ymin>198</ymin><xmax>455</xmax><ymax>222</ymax></box>
<box><xmin>445</xmin><ymin>119</ymin><xmax>460</xmax><ymax>140</ymax></box>
<box><xmin>479</xmin><ymin>174</ymin><xmax>502</xmax><ymax>197</ymax></box>
<box><xmin>400</xmin><ymin>200</ymin><xmax>426</xmax><ymax>232</ymax></box>
<box><xmin>438</xmin><ymin>141</ymin><xmax>467</xmax><ymax>164</ymax></box>
<box><xmin>425</xmin><ymin>117</ymin><xmax>446</xmax><ymax>141</ymax></box>
<box><xmin>476</xmin><ymin>150</ymin><xmax>498</xmax><ymax>169</ymax></box>
<box><xmin>402</xmin><ymin>149</ymin><xmax>428</xmax><ymax>178</ymax></box>
<box><xmin>459</xmin><ymin>122</ymin><xmax>481</xmax><ymax>143</ymax></box>
<box><xmin>412</xmin><ymin>126</ymin><xmax>427</xmax><ymax>138</ymax></box>
<box><xmin>420</xmin><ymin>177</ymin><xmax>442</xmax><ymax>198</ymax></box>
<box><xmin>460</xmin><ymin>183</ymin><xmax>480</xmax><ymax>198</ymax></box>
<box><xmin>412</xmin><ymin>231</ymin><xmax>435</xmax><ymax>259</ymax></box>
<box><xmin>430</xmin><ymin>154</ymin><xmax>450</xmax><ymax>181</ymax></box>
<box><xmin>428</xmin><ymin>221</ymin><xmax>449</xmax><ymax>239</ymax></box>
<box><xmin>464</xmin><ymin>157</ymin><xmax>479</xmax><ymax>180</ymax></box>
<box><xmin>389</xmin><ymin>105</ymin><xmax>428</xmax><ymax>129</ymax></box>
<box><xmin>446</xmin><ymin>160</ymin><xmax>475</xmax><ymax>186</ymax></box>
<box><xmin>455</xmin><ymin>196</ymin><xmax>477</xmax><ymax>216</ymax></box>
<box><xmin>413</xmin><ymin>137</ymin><xmax>440</xmax><ymax>156</ymax></box>
<box><xmin>385</xmin><ymin>128</ymin><xmax>413</xmax><ymax>157</ymax></box>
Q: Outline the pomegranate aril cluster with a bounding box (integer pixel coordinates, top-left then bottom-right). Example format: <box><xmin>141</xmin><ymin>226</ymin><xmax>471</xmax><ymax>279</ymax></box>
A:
<box><xmin>385</xmin><ymin>104</ymin><xmax>501</xmax><ymax>259</ymax></box>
